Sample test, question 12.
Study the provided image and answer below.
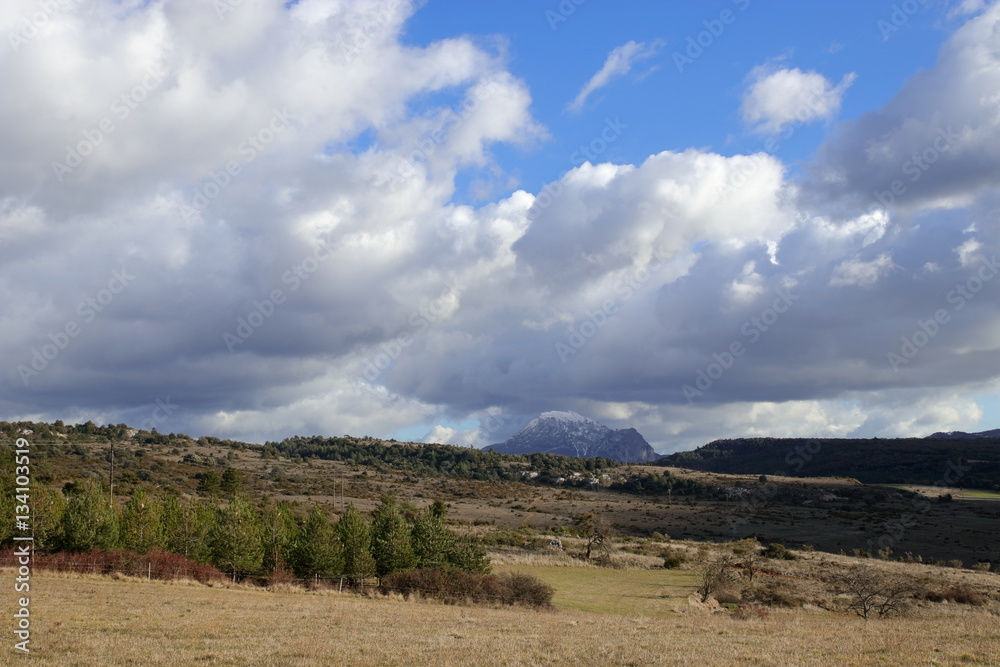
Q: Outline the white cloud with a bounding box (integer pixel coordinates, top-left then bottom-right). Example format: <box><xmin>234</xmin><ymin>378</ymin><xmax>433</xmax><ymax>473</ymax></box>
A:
<box><xmin>567</xmin><ymin>40</ymin><xmax>661</xmax><ymax>113</ymax></box>
<box><xmin>807</xmin><ymin>2</ymin><xmax>1000</xmax><ymax>212</ymax></box>
<box><xmin>829</xmin><ymin>253</ymin><xmax>897</xmax><ymax>288</ymax></box>
<box><xmin>742</xmin><ymin>66</ymin><xmax>856</xmax><ymax>134</ymax></box>
<box><xmin>955</xmin><ymin>238</ymin><xmax>983</xmax><ymax>267</ymax></box>
<box><xmin>4</xmin><ymin>1</ymin><xmax>1000</xmax><ymax>452</ymax></box>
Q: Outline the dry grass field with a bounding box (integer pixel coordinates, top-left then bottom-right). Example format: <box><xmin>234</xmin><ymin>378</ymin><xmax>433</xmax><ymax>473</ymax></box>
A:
<box><xmin>6</xmin><ymin>567</ymin><xmax>1000</xmax><ymax>666</ymax></box>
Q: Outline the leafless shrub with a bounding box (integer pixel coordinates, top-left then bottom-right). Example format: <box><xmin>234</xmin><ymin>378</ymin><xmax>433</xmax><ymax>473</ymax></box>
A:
<box><xmin>698</xmin><ymin>555</ymin><xmax>739</xmax><ymax>603</ymax></box>
<box><xmin>837</xmin><ymin>564</ymin><xmax>915</xmax><ymax>620</ymax></box>
<box><xmin>926</xmin><ymin>583</ymin><xmax>987</xmax><ymax>606</ymax></box>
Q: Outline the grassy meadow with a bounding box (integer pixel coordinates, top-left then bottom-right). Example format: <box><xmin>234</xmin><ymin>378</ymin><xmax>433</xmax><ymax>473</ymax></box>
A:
<box><xmin>6</xmin><ymin>563</ymin><xmax>1000</xmax><ymax>666</ymax></box>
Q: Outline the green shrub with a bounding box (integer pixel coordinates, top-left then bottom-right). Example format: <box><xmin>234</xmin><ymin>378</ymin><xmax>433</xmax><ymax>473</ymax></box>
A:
<box><xmin>662</xmin><ymin>554</ymin><xmax>683</xmax><ymax>569</ymax></box>
<box><xmin>763</xmin><ymin>543</ymin><xmax>794</xmax><ymax>560</ymax></box>
<box><xmin>661</xmin><ymin>547</ymin><xmax>685</xmax><ymax>569</ymax></box>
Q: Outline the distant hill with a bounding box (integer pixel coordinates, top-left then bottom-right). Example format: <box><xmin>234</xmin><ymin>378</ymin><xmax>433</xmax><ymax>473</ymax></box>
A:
<box><xmin>486</xmin><ymin>411</ymin><xmax>658</xmax><ymax>463</ymax></box>
<box><xmin>656</xmin><ymin>436</ymin><xmax>1000</xmax><ymax>489</ymax></box>
<box><xmin>926</xmin><ymin>428</ymin><xmax>1000</xmax><ymax>439</ymax></box>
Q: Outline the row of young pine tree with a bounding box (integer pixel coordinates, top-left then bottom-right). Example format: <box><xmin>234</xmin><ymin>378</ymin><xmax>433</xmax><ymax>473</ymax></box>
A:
<box><xmin>5</xmin><ymin>478</ymin><xmax>489</xmax><ymax>580</ymax></box>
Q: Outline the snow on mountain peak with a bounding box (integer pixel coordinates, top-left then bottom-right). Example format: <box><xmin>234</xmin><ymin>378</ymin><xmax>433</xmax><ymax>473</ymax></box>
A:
<box><xmin>536</xmin><ymin>411</ymin><xmax>593</xmax><ymax>424</ymax></box>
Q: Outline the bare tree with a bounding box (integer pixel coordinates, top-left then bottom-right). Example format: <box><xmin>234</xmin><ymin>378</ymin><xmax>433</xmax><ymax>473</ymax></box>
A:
<box><xmin>839</xmin><ymin>564</ymin><xmax>913</xmax><ymax>619</ymax></box>
<box><xmin>698</xmin><ymin>554</ymin><xmax>738</xmax><ymax>602</ymax></box>
<box><xmin>732</xmin><ymin>538</ymin><xmax>763</xmax><ymax>583</ymax></box>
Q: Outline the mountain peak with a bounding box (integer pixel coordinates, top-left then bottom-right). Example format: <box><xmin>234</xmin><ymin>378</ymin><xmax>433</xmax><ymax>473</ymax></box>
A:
<box><xmin>486</xmin><ymin>412</ymin><xmax>658</xmax><ymax>463</ymax></box>
<box><xmin>536</xmin><ymin>410</ymin><xmax>592</xmax><ymax>423</ymax></box>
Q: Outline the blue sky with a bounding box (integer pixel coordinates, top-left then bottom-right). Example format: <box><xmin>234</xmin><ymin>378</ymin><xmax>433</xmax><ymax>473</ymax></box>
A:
<box><xmin>3</xmin><ymin>0</ymin><xmax>1000</xmax><ymax>452</ymax></box>
<box><xmin>402</xmin><ymin>0</ymin><xmax>955</xmax><ymax>201</ymax></box>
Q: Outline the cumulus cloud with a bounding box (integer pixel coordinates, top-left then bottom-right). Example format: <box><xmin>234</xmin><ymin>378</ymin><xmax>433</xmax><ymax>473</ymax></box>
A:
<box><xmin>3</xmin><ymin>1</ymin><xmax>1000</xmax><ymax>455</ymax></box>
<box><xmin>742</xmin><ymin>65</ymin><xmax>856</xmax><ymax>134</ymax></box>
<box><xmin>567</xmin><ymin>40</ymin><xmax>661</xmax><ymax>113</ymax></box>
<box><xmin>806</xmin><ymin>2</ymin><xmax>1000</xmax><ymax>214</ymax></box>
<box><xmin>829</xmin><ymin>253</ymin><xmax>897</xmax><ymax>288</ymax></box>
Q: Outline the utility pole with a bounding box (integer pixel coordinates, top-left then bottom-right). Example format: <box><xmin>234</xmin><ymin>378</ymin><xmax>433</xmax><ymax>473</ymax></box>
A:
<box><xmin>109</xmin><ymin>442</ymin><xmax>116</xmax><ymax>505</ymax></box>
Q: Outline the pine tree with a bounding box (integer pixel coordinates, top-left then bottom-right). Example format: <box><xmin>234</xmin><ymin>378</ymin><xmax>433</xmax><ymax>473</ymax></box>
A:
<box><xmin>161</xmin><ymin>496</ymin><xmax>213</xmax><ymax>562</ymax></box>
<box><xmin>120</xmin><ymin>488</ymin><xmax>162</xmax><ymax>552</ymax></box>
<box><xmin>370</xmin><ymin>497</ymin><xmax>415</xmax><ymax>576</ymax></box>
<box><xmin>220</xmin><ymin>467</ymin><xmax>243</xmax><ymax>497</ymax></box>
<box><xmin>32</xmin><ymin>485</ymin><xmax>67</xmax><ymax>552</ymax></box>
<box><xmin>337</xmin><ymin>503</ymin><xmax>376</xmax><ymax>580</ymax></box>
<box><xmin>61</xmin><ymin>479</ymin><xmax>119</xmax><ymax>552</ymax></box>
<box><xmin>291</xmin><ymin>506</ymin><xmax>342</xmax><ymax>579</ymax></box>
<box><xmin>196</xmin><ymin>471</ymin><xmax>222</xmax><ymax>496</ymax></box>
<box><xmin>410</xmin><ymin>506</ymin><xmax>454</xmax><ymax>569</ymax></box>
<box><xmin>260</xmin><ymin>501</ymin><xmax>299</xmax><ymax>576</ymax></box>
<box><xmin>208</xmin><ymin>494</ymin><xmax>264</xmax><ymax>580</ymax></box>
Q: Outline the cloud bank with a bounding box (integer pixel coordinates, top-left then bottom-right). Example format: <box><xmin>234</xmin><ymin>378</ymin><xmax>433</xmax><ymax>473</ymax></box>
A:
<box><xmin>2</xmin><ymin>1</ymin><xmax>1000</xmax><ymax>453</ymax></box>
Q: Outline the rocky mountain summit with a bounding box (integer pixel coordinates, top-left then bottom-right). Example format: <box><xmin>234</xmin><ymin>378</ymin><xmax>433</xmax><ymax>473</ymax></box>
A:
<box><xmin>486</xmin><ymin>411</ymin><xmax>658</xmax><ymax>463</ymax></box>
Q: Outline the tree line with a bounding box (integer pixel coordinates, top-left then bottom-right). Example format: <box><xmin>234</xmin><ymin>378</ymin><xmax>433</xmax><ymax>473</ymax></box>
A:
<box><xmin>267</xmin><ymin>435</ymin><xmax>622</xmax><ymax>481</ymax></box>
<box><xmin>1</xmin><ymin>477</ymin><xmax>488</xmax><ymax>581</ymax></box>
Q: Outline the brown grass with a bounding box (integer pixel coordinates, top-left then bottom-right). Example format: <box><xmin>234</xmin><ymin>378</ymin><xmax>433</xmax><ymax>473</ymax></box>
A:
<box><xmin>7</xmin><ymin>570</ymin><xmax>1000</xmax><ymax>665</ymax></box>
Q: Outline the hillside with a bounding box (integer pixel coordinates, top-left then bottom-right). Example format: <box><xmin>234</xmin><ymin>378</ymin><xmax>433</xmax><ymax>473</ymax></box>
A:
<box><xmin>658</xmin><ymin>437</ymin><xmax>1000</xmax><ymax>489</ymax></box>
<box><xmin>4</xmin><ymin>420</ymin><xmax>1000</xmax><ymax>566</ymax></box>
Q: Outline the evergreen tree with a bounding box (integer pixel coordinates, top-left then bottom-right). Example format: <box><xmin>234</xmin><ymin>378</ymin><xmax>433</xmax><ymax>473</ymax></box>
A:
<box><xmin>410</xmin><ymin>506</ymin><xmax>454</xmax><ymax>569</ymax></box>
<box><xmin>197</xmin><ymin>470</ymin><xmax>222</xmax><ymax>496</ymax></box>
<box><xmin>220</xmin><ymin>467</ymin><xmax>243</xmax><ymax>497</ymax></box>
<box><xmin>260</xmin><ymin>500</ymin><xmax>300</xmax><ymax>575</ymax></box>
<box><xmin>161</xmin><ymin>496</ymin><xmax>213</xmax><ymax>562</ymax></box>
<box><xmin>32</xmin><ymin>485</ymin><xmax>67</xmax><ymax>552</ymax></box>
<box><xmin>61</xmin><ymin>478</ymin><xmax>119</xmax><ymax>552</ymax></box>
<box><xmin>208</xmin><ymin>494</ymin><xmax>264</xmax><ymax>579</ymax></box>
<box><xmin>120</xmin><ymin>488</ymin><xmax>162</xmax><ymax>553</ymax></box>
<box><xmin>0</xmin><ymin>449</ymin><xmax>14</xmax><ymax>546</ymax></box>
<box><xmin>336</xmin><ymin>503</ymin><xmax>376</xmax><ymax>579</ymax></box>
<box><xmin>291</xmin><ymin>506</ymin><xmax>342</xmax><ymax>579</ymax></box>
<box><xmin>448</xmin><ymin>538</ymin><xmax>491</xmax><ymax>574</ymax></box>
<box><xmin>370</xmin><ymin>497</ymin><xmax>415</xmax><ymax>576</ymax></box>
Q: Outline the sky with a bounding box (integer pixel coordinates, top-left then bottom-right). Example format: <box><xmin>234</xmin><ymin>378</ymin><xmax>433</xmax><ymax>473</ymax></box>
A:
<box><xmin>3</xmin><ymin>0</ymin><xmax>1000</xmax><ymax>454</ymax></box>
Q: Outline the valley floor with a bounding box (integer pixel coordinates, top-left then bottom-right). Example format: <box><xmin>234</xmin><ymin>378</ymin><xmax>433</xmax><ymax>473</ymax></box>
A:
<box><xmin>8</xmin><ymin>570</ymin><xmax>999</xmax><ymax>666</ymax></box>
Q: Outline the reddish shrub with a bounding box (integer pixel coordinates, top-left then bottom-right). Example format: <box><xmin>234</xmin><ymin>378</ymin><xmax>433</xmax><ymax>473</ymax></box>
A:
<box><xmin>0</xmin><ymin>549</ymin><xmax>224</xmax><ymax>584</ymax></box>
<box><xmin>381</xmin><ymin>567</ymin><xmax>553</xmax><ymax>608</ymax></box>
